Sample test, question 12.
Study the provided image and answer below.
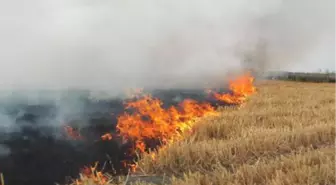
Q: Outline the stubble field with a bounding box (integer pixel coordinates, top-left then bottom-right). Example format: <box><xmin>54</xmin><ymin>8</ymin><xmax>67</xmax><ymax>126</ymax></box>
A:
<box><xmin>73</xmin><ymin>80</ymin><xmax>335</xmax><ymax>185</ymax></box>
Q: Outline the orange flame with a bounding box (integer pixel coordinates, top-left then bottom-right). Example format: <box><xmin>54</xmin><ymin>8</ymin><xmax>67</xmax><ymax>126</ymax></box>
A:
<box><xmin>211</xmin><ymin>73</ymin><xmax>256</xmax><ymax>104</ymax></box>
<box><xmin>101</xmin><ymin>133</ymin><xmax>113</xmax><ymax>141</ymax></box>
<box><xmin>115</xmin><ymin>73</ymin><xmax>256</xmax><ymax>168</ymax></box>
<box><xmin>73</xmin><ymin>72</ymin><xmax>256</xmax><ymax>182</ymax></box>
<box><xmin>116</xmin><ymin>97</ymin><xmax>217</xmax><ymax>152</ymax></box>
<box><xmin>75</xmin><ymin>162</ymin><xmax>108</xmax><ymax>185</ymax></box>
<box><xmin>64</xmin><ymin>125</ymin><xmax>82</xmax><ymax>140</ymax></box>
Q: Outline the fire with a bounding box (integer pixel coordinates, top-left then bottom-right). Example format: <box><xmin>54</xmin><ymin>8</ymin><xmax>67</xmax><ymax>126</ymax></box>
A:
<box><xmin>101</xmin><ymin>133</ymin><xmax>113</xmax><ymax>141</ymax></box>
<box><xmin>75</xmin><ymin>162</ymin><xmax>109</xmax><ymax>185</ymax></box>
<box><xmin>210</xmin><ymin>73</ymin><xmax>256</xmax><ymax>104</ymax></box>
<box><xmin>116</xmin><ymin>97</ymin><xmax>217</xmax><ymax>152</ymax></box>
<box><xmin>71</xmin><ymin>72</ymin><xmax>256</xmax><ymax>182</ymax></box>
<box><xmin>64</xmin><ymin>125</ymin><xmax>82</xmax><ymax>140</ymax></box>
<box><xmin>121</xmin><ymin>160</ymin><xmax>137</xmax><ymax>173</ymax></box>
<box><xmin>116</xmin><ymin>73</ymin><xmax>255</xmax><ymax>152</ymax></box>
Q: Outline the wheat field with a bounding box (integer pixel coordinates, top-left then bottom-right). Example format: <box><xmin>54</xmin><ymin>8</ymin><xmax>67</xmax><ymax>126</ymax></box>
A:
<box><xmin>73</xmin><ymin>80</ymin><xmax>335</xmax><ymax>185</ymax></box>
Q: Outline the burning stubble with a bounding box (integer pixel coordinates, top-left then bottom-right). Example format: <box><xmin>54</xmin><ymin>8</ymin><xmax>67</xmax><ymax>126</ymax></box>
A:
<box><xmin>0</xmin><ymin>0</ymin><xmax>334</xmax><ymax>184</ymax></box>
<box><xmin>0</xmin><ymin>0</ymin><xmax>332</xmax><ymax>140</ymax></box>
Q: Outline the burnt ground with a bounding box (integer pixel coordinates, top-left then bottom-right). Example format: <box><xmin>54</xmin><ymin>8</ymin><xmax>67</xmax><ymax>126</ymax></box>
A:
<box><xmin>0</xmin><ymin>88</ymin><xmax>231</xmax><ymax>185</ymax></box>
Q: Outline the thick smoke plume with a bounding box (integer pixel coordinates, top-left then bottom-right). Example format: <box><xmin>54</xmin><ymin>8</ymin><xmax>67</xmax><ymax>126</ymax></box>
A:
<box><xmin>0</xmin><ymin>0</ymin><xmax>334</xmax><ymax>137</ymax></box>
<box><xmin>0</xmin><ymin>0</ymin><xmax>333</xmax><ymax>92</ymax></box>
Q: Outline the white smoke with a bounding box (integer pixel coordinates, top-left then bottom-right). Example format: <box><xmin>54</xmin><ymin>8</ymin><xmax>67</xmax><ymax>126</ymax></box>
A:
<box><xmin>0</xmin><ymin>0</ymin><xmax>249</xmax><ymax>92</ymax></box>
<box><xmin>253</xmin><ymin>0</ymin><xmax>335</xmax><ymax>72</ymax></box>
<box><xmin>0</xmin><ymin>0</ymin><xmax>332</xmax><ymax>94</ymax></box>
<box><xmin>0</xmin><ymin>144</ymin><xmax>10</xmax><ymax>156</ymax></box>
<box><xmin>0</xmin><ymin>0</ymin><xmax>333</xmax><ymax>136</ymax></box>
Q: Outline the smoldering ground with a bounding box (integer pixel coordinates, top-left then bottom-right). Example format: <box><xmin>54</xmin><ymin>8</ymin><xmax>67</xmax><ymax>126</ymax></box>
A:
<box><xmin>0</xmin><ymin>0</ymin><xmax>334</xmax><ymax>184</ymax></box>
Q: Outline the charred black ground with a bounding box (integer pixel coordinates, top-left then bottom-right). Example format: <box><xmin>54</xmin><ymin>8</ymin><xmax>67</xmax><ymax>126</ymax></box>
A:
<box><xmin>0</xmin><ymin>88</ymin><xmax>231</xmax><ymax>185</ymax></box>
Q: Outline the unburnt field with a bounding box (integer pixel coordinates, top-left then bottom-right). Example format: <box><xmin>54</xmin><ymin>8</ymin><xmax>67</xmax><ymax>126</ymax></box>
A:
<box><xmin>74</xmin><ymin>80</ymin><xmax>335</xmax><ymax>185</ymax></box>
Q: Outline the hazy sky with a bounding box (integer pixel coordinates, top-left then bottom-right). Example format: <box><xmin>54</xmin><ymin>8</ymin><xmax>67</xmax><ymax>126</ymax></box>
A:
<box><xmin>0</xmin><ymin>0</ymin><xmax>334</xmax><ymax>92</ymax></box>
<box><xmin>286</xmin><ymin>37</ymin><xmax>334</xmax><ymax>72</ymax></box>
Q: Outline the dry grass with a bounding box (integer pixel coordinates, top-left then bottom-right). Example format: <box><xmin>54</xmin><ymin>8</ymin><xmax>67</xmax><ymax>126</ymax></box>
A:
<box><xmin>72</xmin><ymin>80</ymin><xmax>336</xmax><ymax>185</ymax></box>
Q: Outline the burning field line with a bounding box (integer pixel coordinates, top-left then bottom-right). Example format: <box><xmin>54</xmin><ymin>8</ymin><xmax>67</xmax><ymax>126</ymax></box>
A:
<box><xmin>66</xmin><ymin>73</ymin><xmax>256</xmax><ymax>185</ymax></box>
<box><xmin>191</xmin><ymin>81</ymin><xmax>335</xmax><ymax>142</ymax></box>
<box><xmin>70</xmin><ymin>79</ymin><xmax>334</xmax><ymax>185</ymax></box>
<box><xmin>133</xmin><ymin>81</ymin><xmax>334</xmax><ymax>185</ymax></box>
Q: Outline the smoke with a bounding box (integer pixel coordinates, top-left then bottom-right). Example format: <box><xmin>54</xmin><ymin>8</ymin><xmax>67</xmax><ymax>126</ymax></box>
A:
<box><xmin>0</xmin><ymin>0</ymin><xmax>334</xmax><ymax>92</ymax></box>
<box><xmin>0</xmin><ymin>0</ymin><xmax>333</xmax><ymax>146</ymax></box>
<box><xmin>0</xmin><ymin>144</ymin><xmax>10</xmax><ymax>156</ymax></box>
<box><xmin>0</xmin><ymin>1</ymin><xmax>243</xmax><ymax>92</ymax></box>
<box><xmin>250</xmin><ymin>0</ymin><xmax>335</xmax><ymax>72</ymax></box>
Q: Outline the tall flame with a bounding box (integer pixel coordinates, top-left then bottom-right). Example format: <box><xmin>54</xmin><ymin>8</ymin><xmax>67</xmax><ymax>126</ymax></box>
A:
<box><xmin>116</xmin><ymin>97</ymin><xmax>217</xmax><ymax>152</ymax></box>
<box><xmin>210</xmin><ymin>73</ymin><xmax>256</xmax><ymax>104</ymax></box>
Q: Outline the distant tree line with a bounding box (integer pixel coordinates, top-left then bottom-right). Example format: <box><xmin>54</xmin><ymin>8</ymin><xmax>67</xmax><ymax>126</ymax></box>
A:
<box><xmin>263</xmin><ymin>71</ymin><xmax>336</xmax><ymax>83</ymax></box>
